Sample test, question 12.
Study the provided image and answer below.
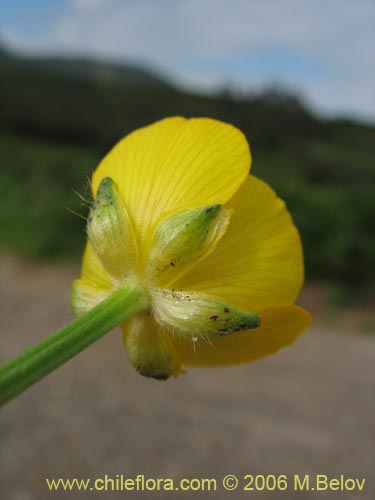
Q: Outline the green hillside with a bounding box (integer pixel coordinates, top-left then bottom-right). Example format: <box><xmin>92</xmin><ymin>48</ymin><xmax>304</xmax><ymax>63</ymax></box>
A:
<box><xmin>0</xmin><ymin>49</ymin><xmax>374</xmax><ymax>292</ymax></box>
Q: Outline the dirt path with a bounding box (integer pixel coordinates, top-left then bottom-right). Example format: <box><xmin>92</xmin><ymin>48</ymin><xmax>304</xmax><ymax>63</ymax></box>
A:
<box><xmin>0</xmin><ymin>255</ymin><xmax>374</xmax><ymax>499</ymax></box>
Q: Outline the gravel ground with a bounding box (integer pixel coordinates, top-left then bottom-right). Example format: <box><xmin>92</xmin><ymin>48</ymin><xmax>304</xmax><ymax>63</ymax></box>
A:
<box><xmin>0</xmin><ymin>255</ymin><xmax>374</xmax><ymax>500</ymax></box>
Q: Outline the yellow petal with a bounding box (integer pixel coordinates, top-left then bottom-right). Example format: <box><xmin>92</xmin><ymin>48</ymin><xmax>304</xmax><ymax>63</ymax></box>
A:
<box><xmin>122</xmin><ymin>312</ymin><xmax>183</xmax><ymax>379</ymax></box>
<box><xmin>71</xmin><ymin>242</ymin><xmax>114</xmax><ymax>316</ymax></box>
<box><xmin>79</xmin><ymin>241</ymin><xmax>113</xmax><ymax>290</ymax></box>
<box><xmin>176</xmin><ymin>176</ymin><xmax>304</xmax><ymax>309</ymax></box>
<box><xmin>173</xmin><ymin>305</ymin><xmax>312</xmax><ymax>367</ymax></box>
<box><xmin>92</xmin><ymin>117</ymin><xmax>251</xmax><ymax>259</ymax></box>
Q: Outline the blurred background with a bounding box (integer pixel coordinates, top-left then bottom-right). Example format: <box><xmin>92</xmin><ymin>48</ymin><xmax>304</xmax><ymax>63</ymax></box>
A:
<box><xmin>0</xmin><ymin>1</ymin><xmax>374</xmax><ymax>499</ymax></box>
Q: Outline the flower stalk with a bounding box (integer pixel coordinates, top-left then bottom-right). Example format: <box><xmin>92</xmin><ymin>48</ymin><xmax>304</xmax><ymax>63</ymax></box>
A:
<box><xmin>0</xmin><ymin>282</ymin><xmax>149</xmax><ymax>407</ymax></box>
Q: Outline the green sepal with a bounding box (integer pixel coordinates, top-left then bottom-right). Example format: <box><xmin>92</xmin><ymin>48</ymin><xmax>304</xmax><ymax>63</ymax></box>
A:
<box><xmin>151</xmin><ymin>288</ymin><xmax>260</xmax><ymax>342</ymax></box>
<box><xmin>123</xmin><ymin>313</ymin><xmax>180</xmax><ymax>380</ymax></box>
<box><xmin>87</xmin><ymin>177</ymin><xmax>138</xmax><ymax>279</ymax></box>
<box><xmin>146</xmin><ymin>204</ymin><xmax>230</xmax><ymax>284</ymax></box>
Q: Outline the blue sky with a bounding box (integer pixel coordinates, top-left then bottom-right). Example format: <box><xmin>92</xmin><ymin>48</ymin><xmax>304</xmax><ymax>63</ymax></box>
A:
<box><xmin>1</xmin><ymin>0</ymin><xmax>374</xmax><ymax>122</ymax></box>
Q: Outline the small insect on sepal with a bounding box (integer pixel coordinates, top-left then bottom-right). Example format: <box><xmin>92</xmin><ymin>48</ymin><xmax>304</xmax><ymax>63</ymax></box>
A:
<box><xmin>145</xmin><ymin>204</ymin><xmax>231</xmax><ymax>284</ymax></box>
<box><xmin>150</xmin><ymin>288</ymin><xmax>260</xmax><ymax>342</ymax></box>
<box><xmin>87</xmin><ymin>177</ymin><xmax>138</xmax><ymax>280</ymax></box>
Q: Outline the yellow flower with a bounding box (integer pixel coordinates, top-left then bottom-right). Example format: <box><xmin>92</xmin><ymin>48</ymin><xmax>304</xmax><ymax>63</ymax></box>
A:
<box><xmin>72</xmin><ymin>117</ymin><xmax>311</xmax><ymax>379</ymax></box>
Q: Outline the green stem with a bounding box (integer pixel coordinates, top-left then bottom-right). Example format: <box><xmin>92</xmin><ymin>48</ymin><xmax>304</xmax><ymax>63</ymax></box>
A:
<box><xmin>0</xmin><ymin>282</ymin><xmax>149</xmax><ymax>407</ymax></box>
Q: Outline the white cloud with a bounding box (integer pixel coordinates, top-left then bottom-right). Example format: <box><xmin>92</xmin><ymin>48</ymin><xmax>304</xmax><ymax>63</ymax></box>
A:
<box><xmin>1</xmin><ymin>0</ymin><xmax>374</xmax><ymax>121</ymax></box>
<box><xmin>72</xmin><ymin>0</ymin><xmax>114</xmax><ymax>10</ymax></box>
